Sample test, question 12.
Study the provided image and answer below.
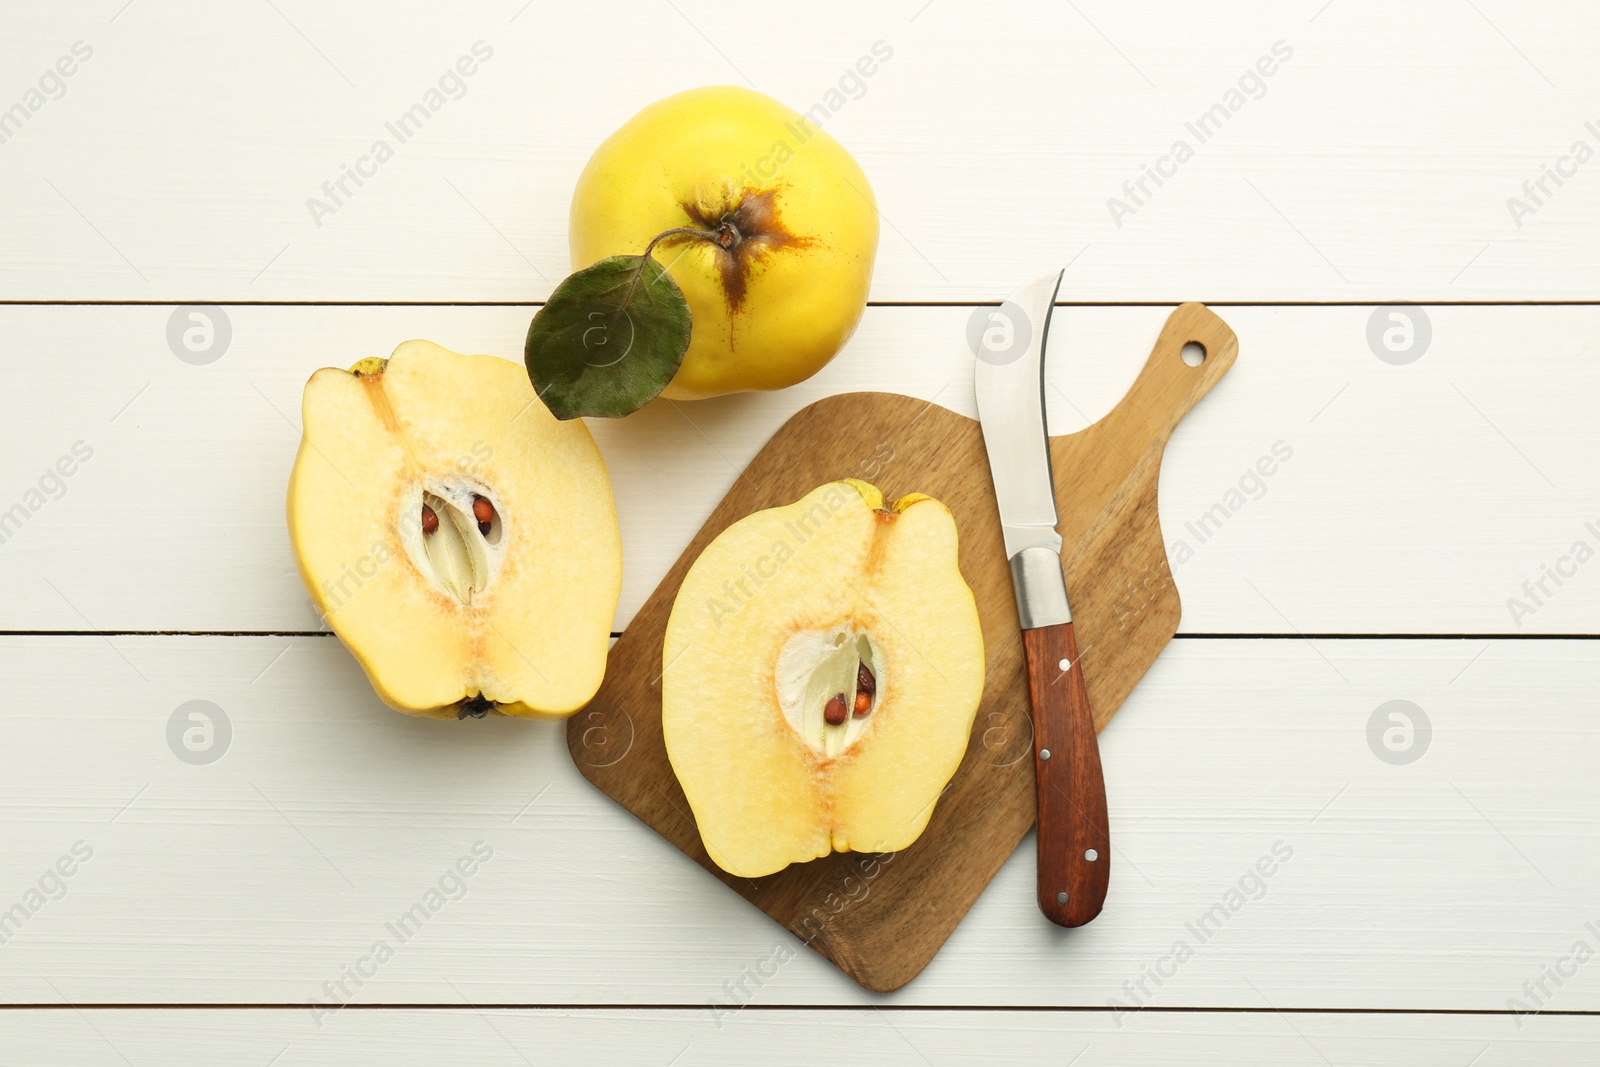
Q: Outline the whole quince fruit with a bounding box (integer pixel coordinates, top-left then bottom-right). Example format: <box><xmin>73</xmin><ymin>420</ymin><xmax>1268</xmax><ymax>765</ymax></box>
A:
<box><xmin>564</xmin><ymin>86</ymin><xmax>879</xmax><ymax>403</ymax></box>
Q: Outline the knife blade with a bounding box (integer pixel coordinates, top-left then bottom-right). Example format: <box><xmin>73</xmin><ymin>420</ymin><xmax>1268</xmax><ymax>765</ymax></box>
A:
<box><xmin>973</xmin><ymin>271</ymin><xmax>1110</xmax><ymax>928</ymax></box>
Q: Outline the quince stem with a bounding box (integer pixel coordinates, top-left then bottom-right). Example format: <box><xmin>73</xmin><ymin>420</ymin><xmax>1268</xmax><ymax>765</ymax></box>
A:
<box><xmin>620</xmin><ymin>221</ymin><xmax>741</xmax><ymax>309</ymax></box>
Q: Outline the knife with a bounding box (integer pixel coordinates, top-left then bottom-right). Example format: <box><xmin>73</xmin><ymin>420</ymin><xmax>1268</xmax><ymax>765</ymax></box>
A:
<box><xmin>973</xmin><ymin>271</ymin><xmax>1110</xmax><ymax>928</ymax></box>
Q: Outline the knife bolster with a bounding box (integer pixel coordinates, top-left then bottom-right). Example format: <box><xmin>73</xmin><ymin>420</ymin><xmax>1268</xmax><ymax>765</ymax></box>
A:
<box><xmin>1010</xmin><ymin>545</ymin><xmax>1072</xmax><ymax>629</ymax></box>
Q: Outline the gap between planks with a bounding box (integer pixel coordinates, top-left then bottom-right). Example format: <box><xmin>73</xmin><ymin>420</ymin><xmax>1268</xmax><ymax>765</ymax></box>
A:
<box><xmin>3</xmin><ymin>300</ymin><xmax>1600</xmax><ymax>308</ymax></box>
<box><xmin>1</xmin><ymin>632</ymin><xmax>1596</xmax><ymax>640</ymax></box>
<box><xmin>0</xmin><ymin>1004</ymin><xmax>1594</xmax><ymax>1016</ymax></box>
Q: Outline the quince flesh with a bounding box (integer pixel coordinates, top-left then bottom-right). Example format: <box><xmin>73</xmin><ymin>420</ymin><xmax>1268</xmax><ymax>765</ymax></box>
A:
<box><xmin>287</xmin><ymin>340</ymin><xmax>622</xmax><ymax>719</ymax></box>
<box><xmin>663</xmin><ymin>480</ymin><xmax>984</xmax><ymax>877</ymax></box>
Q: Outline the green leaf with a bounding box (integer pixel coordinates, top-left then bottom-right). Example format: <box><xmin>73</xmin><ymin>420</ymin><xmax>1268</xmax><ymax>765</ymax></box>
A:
<box><xmin>524</xmin><ymin>254</ymin><xmax>692</xmax><ymax>419</ymax></box>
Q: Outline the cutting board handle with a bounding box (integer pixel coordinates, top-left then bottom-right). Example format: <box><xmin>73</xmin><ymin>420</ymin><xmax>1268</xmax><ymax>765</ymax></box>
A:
<box><xmin>1103</xmin><ymin>303</ymin><xmax>1239</xmax><ymax>450</ymax></box>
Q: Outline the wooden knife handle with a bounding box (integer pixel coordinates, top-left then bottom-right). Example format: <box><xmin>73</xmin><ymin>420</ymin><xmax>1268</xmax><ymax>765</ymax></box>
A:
<box><xmin>1023</xmin><ymin>621</ymin><xmax>1109</xmax><ymax>927</ymax></box>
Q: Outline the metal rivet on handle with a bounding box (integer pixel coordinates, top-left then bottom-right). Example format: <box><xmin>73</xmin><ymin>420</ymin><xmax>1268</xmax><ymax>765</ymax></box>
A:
<box><xmin>1057</xmin><ymin>891</ymin><xmax>1068</xmax><ymax>905</ymax></box>
<box><xmin>1039</xmin><ymin>748</ymin><xmax>1051</xmax><ymax>760</ymax></box>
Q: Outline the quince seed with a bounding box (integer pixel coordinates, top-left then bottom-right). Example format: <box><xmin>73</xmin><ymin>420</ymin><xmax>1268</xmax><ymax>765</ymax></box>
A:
<box><xmin>472</xmin><ymin>494</ymin><xmax>494</xmax><ymax>536</ymax></box>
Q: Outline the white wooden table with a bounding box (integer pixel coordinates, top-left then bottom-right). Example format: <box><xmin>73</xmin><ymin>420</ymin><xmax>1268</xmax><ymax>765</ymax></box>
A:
<box><xmin>4</xmin><ymin>1</ymin><xmax>1598</xmax><ymax>1062</ymax></box>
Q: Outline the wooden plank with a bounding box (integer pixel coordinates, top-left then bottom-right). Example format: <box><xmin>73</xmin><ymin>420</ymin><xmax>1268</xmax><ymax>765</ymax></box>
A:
<box><xmin>0</xmin><ymin>1008</ymin><xmax>1593</xmax><ymax>1065</ymax></box>
<box><xmin>2</xmin><ymin>634</ymin><xmax>1596</xmax><ymax>1007</ymax></box>
<box><xmin>2</xmin><ymin>304</ymin><xmax>1594</xmax><ymax>634</ymax></box>
<box><xmin>3</xmin><ymin>3</ymin><xmax>1598</xmax><ymax>301</ymax></box>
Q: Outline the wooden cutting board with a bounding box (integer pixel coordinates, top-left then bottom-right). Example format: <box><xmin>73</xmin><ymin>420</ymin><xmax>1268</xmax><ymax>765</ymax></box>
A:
<box><xmin>567</xmin><ymin>303</ymin><xmax>1238</xmax><ymax>993</ymax></box>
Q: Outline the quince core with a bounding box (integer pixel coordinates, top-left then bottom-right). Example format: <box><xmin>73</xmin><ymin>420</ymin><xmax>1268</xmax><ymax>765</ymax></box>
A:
<box><xmin>287</xmin><ymin>340</ymin><xmax>622</xmax><ymax>720</ymax></box>
<box><xmin>663</xmin><ymin>481</ymin><xmax>984</xmax><ymax>878</ymax></box>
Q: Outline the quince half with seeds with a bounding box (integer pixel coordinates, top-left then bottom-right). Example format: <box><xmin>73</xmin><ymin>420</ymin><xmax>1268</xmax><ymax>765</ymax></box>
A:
<box><xmin>662</xmin><ymin>480</ymin><xmax>984</xmax><ymax>877</ymax></box>
<box><xmin>287</xmin><ymin>340</ymin><xmax>622</xmax><ymax>720</ymax></box>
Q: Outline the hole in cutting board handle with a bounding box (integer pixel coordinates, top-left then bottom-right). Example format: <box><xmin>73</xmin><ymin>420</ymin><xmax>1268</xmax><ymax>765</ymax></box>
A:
<box><xmin>1181</xmin><ymin>341</ymin><xmax>1207</xmax><ymax>367</ymax></box>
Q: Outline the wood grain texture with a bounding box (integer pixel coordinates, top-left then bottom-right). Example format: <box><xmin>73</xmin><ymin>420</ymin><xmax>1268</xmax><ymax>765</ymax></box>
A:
<box><xmin>2</xmin><ymin>303</ymin><xmax>1594</xmax><ymax>636</ymax></box>
<box><xmin>0</xmin><ymin>633</ymin><xmax>1595</xmax><ymax>1006</ymax></box>
<box><xmin>1026</xmin><ymin>622</ymin><xmax>1109</xmax><ymax>927</ymax></box>
<box><xmin>6</xmin><ymin>4</ymin><xmax>1600</xmax><ymax>302</ymax></box>
<box><xmin>568</xmin><ymin>304</ymin><xmax>1237</xmax><ymax>992</ymax></box>
<box><xmin>6</xmin><ymin>1</ymin><xmax>1598</xmax><ymax>1048</ymax></box>
<box><xmin>1</xmin><ymin>1008</ymin><xmax>1593</xmax><ymax>1066</ymax></box>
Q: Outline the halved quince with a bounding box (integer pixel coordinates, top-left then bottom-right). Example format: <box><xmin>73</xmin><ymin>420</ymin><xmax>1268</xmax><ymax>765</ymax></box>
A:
<box><xmin>287</xmin><ymin>340</ymin><xmax>622</xmax><ymax>720</ymax></box>
<box><xmin>662</xmin><ymin>480</ymin><xmax>984</xmax><ymax>877</ymax></box>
